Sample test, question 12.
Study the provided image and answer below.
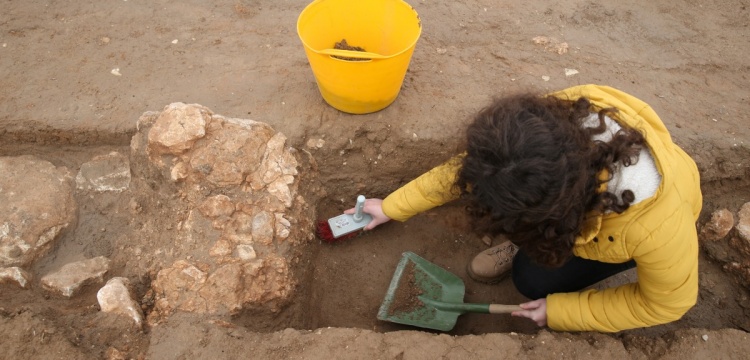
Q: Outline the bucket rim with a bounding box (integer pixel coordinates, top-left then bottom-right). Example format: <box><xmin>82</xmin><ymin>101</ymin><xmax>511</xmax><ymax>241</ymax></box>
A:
<box><xmin>296</xmin><ymin>0</ymin><xmax>422</xmax><ymax>60</ymax></box>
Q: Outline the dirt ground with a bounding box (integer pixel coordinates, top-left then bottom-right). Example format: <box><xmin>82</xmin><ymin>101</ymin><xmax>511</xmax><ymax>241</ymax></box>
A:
<box><xmin>1</xmin><ymin>0</ymin><xmax>750</xmax><ymax>359</ymax></box>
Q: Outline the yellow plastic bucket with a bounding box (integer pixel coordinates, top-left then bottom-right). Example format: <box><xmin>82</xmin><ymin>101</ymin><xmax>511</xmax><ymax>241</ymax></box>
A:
<box><xmin>297</xmin><ymin>0</ymin><xmax>422</xmax><ymax>114</ymax></box>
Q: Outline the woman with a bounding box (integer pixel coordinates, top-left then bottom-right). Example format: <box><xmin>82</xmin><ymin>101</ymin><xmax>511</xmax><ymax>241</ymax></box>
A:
<box><xmin>347</xmin><ymin>85</ymin><xmax>703</xmax><ymax>332</ymax></box>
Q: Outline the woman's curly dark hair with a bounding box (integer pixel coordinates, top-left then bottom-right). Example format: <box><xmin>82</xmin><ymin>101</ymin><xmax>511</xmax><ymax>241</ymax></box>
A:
<box><xmin>456</xmin><ymin>94</ymin><xmax>645</xmax><ymax>267</ymax></box>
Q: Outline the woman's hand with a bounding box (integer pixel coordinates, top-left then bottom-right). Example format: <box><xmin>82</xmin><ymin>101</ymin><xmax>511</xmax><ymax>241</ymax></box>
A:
<box><xmin>344</xmin><ymin>198</ymin><xmax>391</xmax><ymax>230</ymax></box>
<box><xmin>512</xmin><ymin>298</ymin><xmax>548</xmax><ymax>327</ymax></box>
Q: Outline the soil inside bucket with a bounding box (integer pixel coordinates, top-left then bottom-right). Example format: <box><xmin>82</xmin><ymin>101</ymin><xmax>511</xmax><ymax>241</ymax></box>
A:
<box><xmin>333</xmin><ymin>39</ymin><xmax>370</xmax><ymax>61</ymax></box>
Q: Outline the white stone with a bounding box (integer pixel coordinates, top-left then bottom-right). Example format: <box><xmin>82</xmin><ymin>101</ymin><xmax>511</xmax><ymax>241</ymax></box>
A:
<box><xmin>267</xmin><ymin>178</ymin><xmax>294</xmax><ymax>207</ymax></box>
<box><xmin>147</xmin><ymin>103</ymin><xmax>208</xmax><ymax>155</ymax></box>
<box><xmin>188</xmin><ymin>121</ymin><xmax>274</xmax><ymax>187</ymax></box>
<box><xmin>275</xmin><ymin>213</ymin><xmax>291</xmax><ymax>239</ymax></box>
<box><xmin>97</xmin><ymin>277</ymin><xmax>144</xmax><ymax>328</ymax></box>
<box><xmin>228</xmin><ymin>233</ymin><xmax>254</xmax><ymax>245</ymax></box>
<box><xmin>0</xmin><ymin>266</ymin><xmax>31</xmax><ymax>288</ymax></box>
<box><xmin>170</xmin><ymin>161</ymin><xmax>189</xmax><ymax>181</ymax></box>
<box><xmin>737</xmin><ymin>202</ymin><xmax>750</xmax><ymax>242</ymax></box>
<box><xmin>198</xmin><ymin>195</ymin><xmax>235</xmax><ymax>219</ymax></box>
<box><xmin>41</xmin><ymin>256</ymin><xmax>111</xmax><ymax>297</ymax></box>
<box><xmin>305</xmin><ymin>138</ymin><xmax>325</xmax><ymax>149</ymax></box>
<box><xmin>76</xmin><ymin>152</ymin><xmax>131</xmax><ymax>192</ymax></box>
<box><xmin>261</xmin><ymin>133</ymin><xmax>298</xmax><ymax>185</ymax></box>
<box><xmin>210</xmin><ymin>238</ymin><xmax>233</xmax><ymax>258</ymax></box>
<box><xmin>236</xmin><ymin>245</ymin><xmax>257</xmax><ymax>261</ymax></box>
<box><xmin>181</xmin><ymin>263</ymin><xmax>207</xmax><ymax>284</ymax></box>
<box><xmin>252</xmin><ymin>211</ymin><xmax>275</xmax><ymax>244</ymax></box>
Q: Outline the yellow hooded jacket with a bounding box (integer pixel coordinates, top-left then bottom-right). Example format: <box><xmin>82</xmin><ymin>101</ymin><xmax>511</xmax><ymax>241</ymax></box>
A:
<box><xmin>381</xmin><ymin>85</ymin><xmax>703</xmax><ymax>332</ymax></box>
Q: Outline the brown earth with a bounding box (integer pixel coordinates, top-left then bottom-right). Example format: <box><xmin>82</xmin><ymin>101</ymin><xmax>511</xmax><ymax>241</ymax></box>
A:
<box><xmin>1</xmin><ymin>0</ymin><xmax>750</xmax><ymax>359</ymax></box>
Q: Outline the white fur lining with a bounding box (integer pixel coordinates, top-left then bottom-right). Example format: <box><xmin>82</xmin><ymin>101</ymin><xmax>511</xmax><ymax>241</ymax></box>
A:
<box><xmin>582</xmin><ymin>113</ymin><xmax>661</xmax><ymax>206</ymax></box>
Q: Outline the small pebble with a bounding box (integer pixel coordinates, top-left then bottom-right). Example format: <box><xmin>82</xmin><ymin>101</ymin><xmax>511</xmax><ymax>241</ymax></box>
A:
<box><xmin>702</xmin><ymin>334</ymin><xmax>709</xmax><ymax>341</ymax></box>
<box><xmin>172</xmin><ymin>39</ymin><xmax>178</xmax><ymax>44</ymax></box>
<box><xmin>542</xmin><ymin>75</ymin><xmax>550</xmax><ymax>81</ymax></box>
<box><xmin>306</xmin><ymin>138</ymin><xmax>325</xmax><ymax>149</ymax></box>
<box><xmin>111</xmin><ymin>68</ymin><xmax>122</xmax><ymax>76</ymax></box>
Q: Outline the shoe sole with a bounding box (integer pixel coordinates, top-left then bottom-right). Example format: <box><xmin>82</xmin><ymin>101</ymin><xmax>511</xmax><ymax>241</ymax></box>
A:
<box><xmin>465</xmin><ymin>262</ymin><xmax>511</xmax><ymax>285</ymax></box>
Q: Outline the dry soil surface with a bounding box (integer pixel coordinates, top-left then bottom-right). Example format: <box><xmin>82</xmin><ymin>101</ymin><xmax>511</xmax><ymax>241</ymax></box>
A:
<box><xmin>1</xmin><ymin>0</ymin><xmax>750</xmax><ymax>359</ymax></box>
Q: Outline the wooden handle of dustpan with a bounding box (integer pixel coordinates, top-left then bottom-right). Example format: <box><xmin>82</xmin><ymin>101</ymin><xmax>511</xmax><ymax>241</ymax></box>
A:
<box><xmin>488</xmin><ymin>304</ymin><xmax>523</xmax><ymax>314</ymax></box>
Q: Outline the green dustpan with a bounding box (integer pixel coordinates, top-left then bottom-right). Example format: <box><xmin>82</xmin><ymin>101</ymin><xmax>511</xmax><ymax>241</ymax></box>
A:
<box><xmin>377</xmin><ymin>251</ymin><xmax>521</xmax><ymax>331</ymax></box>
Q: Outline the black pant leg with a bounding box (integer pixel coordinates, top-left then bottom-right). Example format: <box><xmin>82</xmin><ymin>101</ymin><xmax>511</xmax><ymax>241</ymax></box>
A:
<box><xmin>511</xmin><ymin>249</ymin><xmax>636</xmax><ymax>300</ymax></box>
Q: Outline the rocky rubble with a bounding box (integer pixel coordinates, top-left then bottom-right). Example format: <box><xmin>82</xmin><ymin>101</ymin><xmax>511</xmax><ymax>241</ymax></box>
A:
<box><xmin>129</xmin><ymin>102</ymin><xmax>312</xmax><ymax>324</ymax></box>
<box><xmin>1</xmin><ymin>103</ymin><xmax>314</xmax><ymax>334</ymax></box>
<box><xmin>701</xmin><ymin>203</ymin><xmax>750</xmax><ymax>288</ymax></box>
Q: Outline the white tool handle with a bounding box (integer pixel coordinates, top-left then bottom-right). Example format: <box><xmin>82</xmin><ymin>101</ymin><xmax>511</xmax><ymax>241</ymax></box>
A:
<box><xmin>353</xmin><ymin>195</ymin><xmax>366</xmax><ymax>222</ymax></box>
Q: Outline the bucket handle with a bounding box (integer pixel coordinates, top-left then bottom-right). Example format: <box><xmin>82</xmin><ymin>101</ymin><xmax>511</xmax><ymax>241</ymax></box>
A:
<box><xmin>315</xmin><ymin>48</ymin><xmax>390</xmax><ymax>60</ymax></box>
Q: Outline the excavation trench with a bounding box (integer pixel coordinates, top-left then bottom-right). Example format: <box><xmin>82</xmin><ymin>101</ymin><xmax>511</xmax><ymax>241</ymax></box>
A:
<box><xmin>297</xmin><ymin>158</ymin><xmax>750</xmax><ymax>337</ymax></box>
<box><xmin>0</xmin><ymin>134</ymin><xmax>748</xmax><ymax>358</ymax></box>
<box><xmin>302</xmin><ymin>195</ymin><xmax>536</xmax><ymax>335</ymax></box>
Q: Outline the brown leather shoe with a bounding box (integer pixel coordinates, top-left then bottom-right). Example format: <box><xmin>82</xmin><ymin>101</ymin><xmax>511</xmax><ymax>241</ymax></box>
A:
<box><xmin>467</xmin><ymin>241</ymin><xmax>518</xmax><ymax>284</ymax></box>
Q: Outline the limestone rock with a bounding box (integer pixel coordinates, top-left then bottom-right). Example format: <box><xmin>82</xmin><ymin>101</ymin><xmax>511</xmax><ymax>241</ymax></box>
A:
<box><xmin>198</xmin><ymin>195</ymin><xmax>235</xmax><ymax>219</ymax></box>
<box><xmin>188</xmin><ymin>120</ymin><xmax>275</xmax><ymax>187</ymax></box>
<box><xmin>150</xmin><ymin>260</ymin><xmax>218</xmax><ymax>315</ymax></box>
<box><xmin>267</xmin><ymin>175</ymin><xmax>296</xmax><ymax>208</ymax></box>
<box><xmin>97</xmin><ymin>277</ymin><xmax>145</xmax><ymax>328</ymax></box>
<box><xmin>76</xmin><ymin>152</ymin><xmax>131</xmax><ymax>192</ymax></box>
<box><xmin>170</xmin><ymin>161</ymin><xmax>189</xmax><ymax>181</ymax></box>
<box><xmin>209</xmin><ymin>238</ymin><xmax>234</xmax><ymax>258</ymax></box>
<box><xmin>0</xmin><ymin>266</ymin><xmax>32</xmax><ymax>288</ymax></box>
<box><xmin>730</xmin><ymin>203</ymin><xmax>750</xmax><ymax>257</ymax></box>
<box><xmin>247</xmin><ymin>132</ymin><xmax>299</xmax><ymax>195</ymax></box>
<box><xmin>150</xmin><ymin>255</ymin><xmax>293</xmax><ymax>321</ymax></box>
<box><xmin>147</xmin><ymin>102</ymin><xmax>209</xmax><ymax>156</ymax></box>
<box><xmin>721</xmin><ymin>203</ymin><xmax>750</xmax><ymax>287</ymax></box>
<box><xmin>236</xmin><ymin>244</ymin><xmax>257</xmax><ymax>261</ymax></box>
<box><xmin>0</xmin><ymin>156</ymin><xmax>77</xmax><ymax>268</ymax></box>
<box><xmin>275</xmin><ymin>213</ymin><xmax>291</xmax><ymax>240</ymax></box>
<box><xmin>41</xmin><ymin>256</ymin><xmax>111</xmax><ymax>297</ymax></box>
<box><xmin>306</xmin><ymin>138</ymin><xmax>325</xmax><ymax>149</ymax></box>
<box><xmin>252</xmin><ymin>211</ymin><xmax>275</xmax><ymax>245</ymax></box>
<box><xmin>241</xmin><ymin>254</ymin><xmax>293</xmax><ymax>308</ymax></box>
<box><xmin>700</xmin><ymin>208</ymin><xmax>735</xmax><ymax>241</ymax></box>
<box><xmin>259</xmin><ymin>133</ymin><xmax>299</xmax><ymax>185</ymax></box>
<box><xmin>737</xmin><ymin>202</ymin><xmax>750</xmax><ymax>242</ymax></box>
